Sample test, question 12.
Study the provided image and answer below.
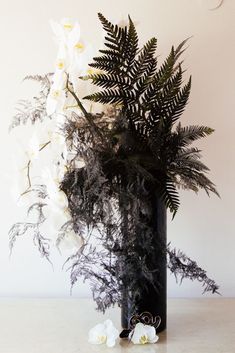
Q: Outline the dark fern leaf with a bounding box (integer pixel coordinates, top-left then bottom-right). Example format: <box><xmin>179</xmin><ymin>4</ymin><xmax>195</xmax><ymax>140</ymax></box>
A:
<box><xmin>176</xmin><ymin>123</ymin><xmax>214</xmax><ymax>147</ymax></box>
<box><xmin>159</xmin><ymin>177</ymin><xmax>180</xmax><ymax>218</ymax></box>
<box><xmin>174</xmin><ymin>156</ymin><xmax>210</xmax><ymax>172</ymax></box>
<box><xmin>174</xmin><ymin>37</ymin><xmax>192</xmax><ymax>63</ymax></box>
<box><xmin>135</xmin><ymin>58</ymin><xmax>157</xmax><ymax>96</ymax></box>
<box><xmin>140</xmin><ymin>66</ymin><xmax>182</xmax><ymax>124</ymax></box>
<box><xmin>83</xmin><ymin>73</ymin><xmax>131</xmax><ymax>89</ymax></box>
<box><xmin>164</xmin><ymin>76</ymin><xmax>192</xmax><ymax>124</ymax></box>
<box><xmin>151</xmin><ymin>38</ymin><xmax>189</xmax><ymax>90</ymax></box>
<box><xmin>130</xmin><ymin>37</ymin><xmax>157</xmax><ymax>80</ymax></box>
<box><xmin>175</xmin><ymin>147</ymin><xmax>202</xmax><ymax>161</ymax></box>
<box><xmin>89</xmin><ymin>55</ymin><xmax>127</xmax><ymax>75</ymax></box>
<box><xmin>84</xmin><ymin>88</ymin><xmax>136</xmax><ymax>105</ymax></box>
<box><xmin>146</xmin><ymin>66</ymin><xmax>183</xmax><ymax>114</ymax></box>
<box><xmin>98</xmin><ymin>13</ymin><xmax>129</xmax><ymax>62</ymax></box>
<box><xmin>151</xmin><ymin>47</ymin><xmax>175</xmax><ymax>88</ymax></box>
<box><xmin>125</xmin><ymin>16</ymin><xmax>139</xmax><ymax>67</ymax></box>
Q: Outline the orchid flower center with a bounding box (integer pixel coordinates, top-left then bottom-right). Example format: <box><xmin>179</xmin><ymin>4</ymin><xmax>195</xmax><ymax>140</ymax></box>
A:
<box><xmin>51</xmin><ymin>90</ymin><xmax>61</xmax><ymax>99</ymax></box>
<box><xmin>139</xmin><ymin>335</ymin><xmax>148</xmax><ymax>344</ymax></box>
<box><xmin>63</xmin><ymin>23</ymin><xmax>73</xmax><ymax>31</ymax></box>
<box><xmin>98</xmin><ymin>335</ymin><xmax>107</xmax><ymax>344</ymax></box>
<box><xmin>74</xmin><ymin>42</ymin><xmax>85</xmax><ymax>52</ymax></box>
<box><xmin>57</xmin><ymin>59</ymin><xmax>65</xmax><ymax>70</ymax></box>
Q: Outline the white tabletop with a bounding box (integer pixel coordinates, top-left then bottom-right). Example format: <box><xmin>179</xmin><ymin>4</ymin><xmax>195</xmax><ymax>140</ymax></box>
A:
<box><xmin>0</xmin><ymin>298</ymin><xmax>234</xmax><ymax>353</ymax></box>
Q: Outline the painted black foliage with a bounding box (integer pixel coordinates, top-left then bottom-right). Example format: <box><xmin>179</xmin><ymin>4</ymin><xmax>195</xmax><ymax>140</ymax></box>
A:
<box><xmin>10</xmin><ymin>13</ymin><xmax>219</xmax><ymax>312</ymax></box>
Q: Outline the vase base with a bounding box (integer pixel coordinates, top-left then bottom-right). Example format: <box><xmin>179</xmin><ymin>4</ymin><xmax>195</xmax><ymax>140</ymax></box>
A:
<box><xmin>119</xmin><ymin>329</ymin><xmax>131</xmax><ymax>339</ymax></box>
<box><xmin>120</xmin><ymin>324</ymin><xmax>166</xmax><ymax>339</ymax></box>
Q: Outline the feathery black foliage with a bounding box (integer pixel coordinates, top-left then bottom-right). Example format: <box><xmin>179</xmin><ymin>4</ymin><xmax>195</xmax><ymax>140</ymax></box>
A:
<box><xmin>167</xmin><ymin>245</ymin><xmax>220</xmax><ymax>294</ymax></box>
<box><xmin>9</xmin><ymin>74</ymin><xmax>51</xmax><ymax>131</ymax></box>
<box><xmin>9</xmin><ymin>202</ymin><xmax>51</xmax><ymax>263</ymax></box>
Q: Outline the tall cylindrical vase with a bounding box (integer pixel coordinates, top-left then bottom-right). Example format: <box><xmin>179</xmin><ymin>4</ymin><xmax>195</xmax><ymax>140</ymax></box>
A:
<box><xmin>121</xmin><ymin>197</ymin><xmax>167</xmax><ymax>334</ymax></box>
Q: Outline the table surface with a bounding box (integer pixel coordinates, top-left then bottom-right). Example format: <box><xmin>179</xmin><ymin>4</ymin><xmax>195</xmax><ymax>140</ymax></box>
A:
<box><xmin>0</xmin><ymin>298</ymin><xmax>234</xmax><ymax>353</ymax></box>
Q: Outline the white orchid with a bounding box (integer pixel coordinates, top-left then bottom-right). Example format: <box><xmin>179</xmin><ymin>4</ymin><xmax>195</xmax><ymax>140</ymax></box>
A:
<box><xmin>41</xmin><ymin>167</ymin><xmax>71</xmax><ymax>235</ymax></box>
<box><xmin>31</xmin><ymin>118</ymin><xmax>67</xmax><ymax>161</ymax></box>
<box><xmin>42</xmin><ymin>167</ymin><xmax>68</xmax><ymax>213</ymax></box>
<box><xmin>50</xmin><ymin>18</ymin><xmax>81</xmax><ymax>46</ymax></box>
<box><xmin>10</xmin><ymin>134</ymin><xmax>40</xmax><ymax>204</ymax></box>
<box><xmin>50</xmin><ymin>17</ymin><xmax>88</xmax><ymax>73</ymax></box>
<box><xmin>88</xmin><ymin>319</ymin><xmax>119</xmax><ymax>347</ymax></box>
<box><xmin>47</xmin><ymin>17</ymin><xmax>92</xmax><ymax>108</ymax></box>
<box><xmin>49</xmin><ymin>130</ymin><xmax>68</xmax><ymax>162</ymax></box>
<box><xmin>67</xmin><ymin>38</ymin><xmax>93</xmax><ymax>89</ymax></box>
<box><xmin>26</xmin><ymin>133</ymin><xmax>40</xmax><ymax>161</ymax></box>
<box><xmin>129</xmin><ymin>323</ymin><xmax>159</xmax><ymax>345</ymax></box>
<box><xmin>46</xmin><ymin>70</ymin><xmax>67</xmax><ymax>116</ymax></box>
<box><xmin>42</xmin><ymin>167</ymin><xmax>67</xmax><ymax>204</ymax></box>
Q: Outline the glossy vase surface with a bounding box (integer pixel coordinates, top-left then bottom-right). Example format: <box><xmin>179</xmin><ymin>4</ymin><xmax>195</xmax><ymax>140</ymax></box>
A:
<box><xmin>121</xmin><ymin>197</ymin><xmax>167</xmax><ymax>334</ymax></box>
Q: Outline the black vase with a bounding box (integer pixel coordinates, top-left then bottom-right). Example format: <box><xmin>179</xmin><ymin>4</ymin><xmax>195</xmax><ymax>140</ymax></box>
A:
<box><xmin>120</xmin><ymin>197</ymin><xmax>167</xmax><ymax>335</ymax></box>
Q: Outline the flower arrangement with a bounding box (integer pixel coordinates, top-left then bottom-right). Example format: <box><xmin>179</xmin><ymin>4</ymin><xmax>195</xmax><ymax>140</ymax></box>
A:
<box><xmin>9</xmin><ymin>13</ymin><xmax>219</xmax><ymax>337</ymax></box>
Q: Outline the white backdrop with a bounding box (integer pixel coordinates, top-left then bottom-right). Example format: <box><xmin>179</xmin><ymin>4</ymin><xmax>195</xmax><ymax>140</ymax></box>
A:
<box><xmin>0</xmin><ymin>0</ymin><xmax>234</xmax><ymax>298</ymax></box>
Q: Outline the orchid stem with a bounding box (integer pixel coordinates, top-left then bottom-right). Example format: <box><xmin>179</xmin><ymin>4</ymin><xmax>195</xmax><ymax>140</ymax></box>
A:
<box><xmin>39</xmin><ymin>140</ymin><xmax>51</xmax><ymax>151</ymax></box>
<box><xmin>27</xmin><ymin>160</ymin><xmax>31</xmax><ymax>189</ymax></box>
<box><xmin>65</xmin><ymin>76</ymin><xmax>104</xmax><ymax>142</ymax></box>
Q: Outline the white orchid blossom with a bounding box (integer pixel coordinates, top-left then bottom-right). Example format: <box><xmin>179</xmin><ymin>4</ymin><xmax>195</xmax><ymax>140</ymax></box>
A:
<box><xmin>46</xmin><ymin>70</ymin><xmax>67</xmax><ymax>116</ymax></box>
<box><xmin>10</xmin><ymin>134</ymin><xmax>40</xmax><ymax>202</ymax></box>
<box><xmin>42</xmin><ymin>167</ymin><xmax>67</xmax><ymax>205</ymax></box>
<box><xmin>41</xmin><ymin>167</ymin><xmax>71</xmax><ymax>234</ymax></box>
<box><xmin>47</xmin><ymin>18</ymin><xmax>92</xmax><ymax>115</ymax></box>
<box><xmin>42</xmin><ymin>167</ymin><xmax>68</xmax><ymax>214</ymax></box>
<box><xmin>50</xmin><ymin>18</ymin><xmax>81</xmax><ymax>46</ymax></box>
<box><xmin>49</xmin><ymin>130</ymin><xmax>68</xmax><ymax>162</ymax></box>
<box><xmin>129</xmin><ymin>323</ymin><xmax>159</xmax><ymax>345</ymax></box>
<box><xmin>31</xmin><ymin>118</ymin><xmax>67</xmax><ymax>161</ymax></box>
<box><xmin>26</xmin><ymin>134</ymin><xmax>40</xmax><ymax>161</ymax></box>
<box><xmin>88</xmin><ymin>319</ymin><xmax>119</xmax><ymax>347</ymax></box>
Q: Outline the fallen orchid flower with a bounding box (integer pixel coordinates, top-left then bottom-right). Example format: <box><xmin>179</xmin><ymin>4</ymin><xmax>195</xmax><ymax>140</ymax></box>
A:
<box><xmin>88</xmin><ymin>319</ymin><xmax>119</xmax><ymax>347</ymax></box>
<box><xmin>129</xmin><ymin>322</ymin><xmax>159</xmax><ymax>345</ymax></box>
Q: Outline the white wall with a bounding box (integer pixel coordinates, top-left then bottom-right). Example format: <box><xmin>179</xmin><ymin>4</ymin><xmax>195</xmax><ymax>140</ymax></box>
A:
<box><xmin>0</xmin><ymin>0</ymin><xmax>234</xmax><ymax>298</ymax></box>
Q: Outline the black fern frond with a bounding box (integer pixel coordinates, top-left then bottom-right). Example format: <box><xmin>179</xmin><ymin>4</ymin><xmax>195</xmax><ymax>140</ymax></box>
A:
<box><xmin>84</xmin><ymin>14</ymin><xmax>218</xmax><ymax>214</ymax></box>
<box><xmin>126</xmin><ymin>15</ymin><xmax>139</xmax><ymax>67</ymax></box>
